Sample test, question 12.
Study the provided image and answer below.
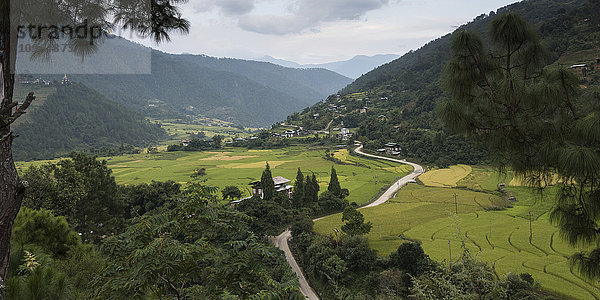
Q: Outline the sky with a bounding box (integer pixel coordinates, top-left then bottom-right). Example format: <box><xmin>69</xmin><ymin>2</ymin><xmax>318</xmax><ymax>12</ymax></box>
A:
<box><xmin>129</xmin><ymin>0</ymin><xmax>519</xmax><ymax>64</ymax></box>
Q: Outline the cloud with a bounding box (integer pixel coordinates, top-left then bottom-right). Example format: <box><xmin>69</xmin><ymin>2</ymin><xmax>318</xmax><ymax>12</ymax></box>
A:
<box><xmin>192</xmin><ymin>0</ymin><xmax>255</xmax><ymax>15</ymax></box>
<box><xmin>238</xmin><ymin>0</ymin><xmax>390</xmax><ymax>35</ymax></box>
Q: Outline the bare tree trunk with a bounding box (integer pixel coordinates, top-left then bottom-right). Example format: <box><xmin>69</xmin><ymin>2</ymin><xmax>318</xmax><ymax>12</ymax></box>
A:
<box><xmin>0</xmin><ymin>1</ymin><xmax>33</xmax><ymax>290</ymax></box>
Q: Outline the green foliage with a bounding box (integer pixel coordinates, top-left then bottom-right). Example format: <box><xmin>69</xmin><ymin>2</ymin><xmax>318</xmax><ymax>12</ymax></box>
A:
<box><xmin>12</xmin><ymin>83</ymin><xmax>166</xmax><ymax>161</ymax></box>
<box><xmin>6</xmin><ymin>264</ymin><xmax>69</xmax><ymax>300</ymax></box>
<box><xmin>237</xmin><ymin>196</ymin><xmax>290</xmax><ymax>236</ymax></box>
<box><xmin>221</xmin><ymin>185</ymin><xmax>242</xmax><ymax>200</ymax></box>
<box><xmin>317</xmin><ymin>191</ymin><xmax>348</xmax><ymax>216</ymax></box>
<box><xmin>11</xmin><ymin>208</ymin><xmax>81</xmax><ymax>258</ymax></box>
<box><xmin>119</xmin><ymin>180</ymin><xmax>181</xmax><ymax>218</ymax></box>
<box><xmin>97</xmin><ymin>185</ymin><xmax>302</xmax><ymax>299</ymax></box>
<box><xmin>388</xmin><ymin>242</ymin><xmax>434</xmax><ymax>276</ymax></box>
<box><xmin>22</xmin><ymin>152</ymin><xmax>125</xmax><ymax>243</ymax></box>
<box><xmin>341</xmin><ymin>207</ymin><xmax>372</xmax><ymax>236</ymax></box>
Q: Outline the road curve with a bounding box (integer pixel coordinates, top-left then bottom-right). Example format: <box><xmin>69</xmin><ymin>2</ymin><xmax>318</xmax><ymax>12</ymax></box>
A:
<box><xmin>273</xmin><ymin>145</ymin><xmax>424</xmax><ymax>299</ymax></box>
<box><xmin>355</xmin><ymin>145</ymin><xmax>424</xmax><ymax>208</ymax></box>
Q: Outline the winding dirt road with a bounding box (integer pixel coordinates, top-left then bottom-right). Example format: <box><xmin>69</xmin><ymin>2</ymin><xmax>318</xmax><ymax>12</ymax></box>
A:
<box><xmin>273</xmin><ymin>145</ymin><xmax>424</xmax><ymax>299</ymax></box>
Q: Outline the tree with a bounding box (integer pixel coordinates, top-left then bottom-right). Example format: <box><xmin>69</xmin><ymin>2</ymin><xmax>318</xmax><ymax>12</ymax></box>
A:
<box><xmin>11</xmin><ymin>208</ymin><xmax>81</xmax><ymax>259</ymax></box>
<box><xmin>21</xmin><ymin>153</ymin><xmax>125</xmax><ymax>243</ymax></box>
<box><xmin>437</xmin><ymin>12</ymin><xmax>600</xmax><ymax>279</ymax></box>
<box><xmin>211</xmin><ymin>135</ymin><xmax>223</xmax><ymax>148</ymax></box>
<box><xmin>341</xmin><ymin>207</ymin><xmax>372</xmax><ymax>236</ymax></box>
<box><xmin>120</xmin><ymin>180</ymin><xmax>181</xmax><ymax>218</ymax></box>
<box><xmin>0</xmin><ymin>0</ymin><xmax>190</xmax><ymax>283</ymax></box>
<box><xmin>221</xmin><ymin>186</ymin><xmax>242</xmax><ymax>201</ymax></box>
<box><xmin>98</xmin><ymin>184</ymin><xmax>302</xmax><ymax>299</ymax></box>
<box><xmin>328</xmin><ymin>166</ymin><xmax>343</xmax><ymax>198</ymax></box>
<box><xmin>388</xmin><ymin>242</ymin><xmax>434</xmax><ymax>276</ymax></box>
<box><xmin>304</xmin><ymin>174</ymin><xmax>320</xmax><ymax>207</ymax></box>
<box><xmin>260</xmin><ymin>163</ymin><xmax>275</xmax><ymax>201</ymax></box>
<box><xmin>293</xmin><ymin>169</ymin><xmax>305</xmax><ymax>208</ymax></box>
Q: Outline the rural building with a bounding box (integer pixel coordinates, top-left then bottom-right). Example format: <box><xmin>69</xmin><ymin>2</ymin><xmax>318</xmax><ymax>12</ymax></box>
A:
<box><xmin>181</xmin><ymin>139</ymin><xmax>190</xmax><ymax>147</ymax></box>
<box><xmin>282</xmin><ymin>130</ymin><xmax>296</xmax><ymax>138</ymax></box>
<box><xmin>385</xmin><ymin>143</ymin><xmax>402</xmax><ymax>155</ymax></box>
<box><xmin>249</xmin><ymin>176</ymin><xmax>293</xmax><ymax>199</ymax></box>
<box><xmin>337</xmin><ymin>128</ymin><xmax>353</xmax><ymax>140</ymax></box>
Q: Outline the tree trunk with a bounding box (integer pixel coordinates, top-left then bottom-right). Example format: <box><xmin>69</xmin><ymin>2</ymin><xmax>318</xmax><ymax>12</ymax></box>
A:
<box><xmin>0</xmin><ymin>133</ymin><xmax>23</xmax><ymax>287</ymax></box>
<box><xmin>0</xmin><ymin>0</ymin><xmax>26</xmax><ymax>289</ymax></box>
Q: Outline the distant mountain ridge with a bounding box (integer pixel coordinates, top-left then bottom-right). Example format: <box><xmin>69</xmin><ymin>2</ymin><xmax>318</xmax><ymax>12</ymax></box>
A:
<box><xmin>260</xmin><ymin>54</ymin><xmax>401</xmax><ymax>79</ymax></box>
<box><xmin>16</xmin><ymin>36</ymin><xmax>352</xmax><ymax>127</ymax></box>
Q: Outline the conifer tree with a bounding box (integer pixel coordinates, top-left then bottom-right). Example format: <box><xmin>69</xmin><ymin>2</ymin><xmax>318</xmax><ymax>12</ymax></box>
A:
<box><xmin>438</xmin><ymin>12</ymin><xmax>600</xmax><ymax>279</ymax></box>
<box><xmin>260</xmin><ymin>163</ymin><xmax>275</xmax><ymax>201</ymax></box>
<box><xmin>328</xmin><ymin>166</ymin><xmax>343</xmax><ymax>198</ymax></box>
<box><xmin>293</xmin><ymin>169</ymin><xmax>305</xmax><ymax>208</ymax></box>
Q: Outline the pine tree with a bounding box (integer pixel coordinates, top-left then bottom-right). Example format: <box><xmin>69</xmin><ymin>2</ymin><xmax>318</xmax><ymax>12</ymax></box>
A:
<box><xmin>328</xmin><ymin>166</ymin><xmax>343</xmax><ymax>198</ymax></box>
<box><xmin>260</xmin><ymin>163</ymin><xmax>275</xmax><ymax>201</ymax></box>
<box><xmin>438</xmin><ymin>12</ymin><xmax>600</xmax><ymax>279</ymax></box>
<box><xmin>293</xmin><ymin>169</ymin><xmax>305</xmax><ymax>208</ymax></box>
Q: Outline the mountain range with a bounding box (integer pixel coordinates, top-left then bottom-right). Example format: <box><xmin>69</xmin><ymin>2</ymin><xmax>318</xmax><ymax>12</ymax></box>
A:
<box><xmin>16</xmin><ymin>36</ymin><xmax>352</xmax><ymax>127</ymax></box>
<box><xmin>260</xmin><ymin>54</ymin><xmax>401</xmax><ymax>79</ymax></box>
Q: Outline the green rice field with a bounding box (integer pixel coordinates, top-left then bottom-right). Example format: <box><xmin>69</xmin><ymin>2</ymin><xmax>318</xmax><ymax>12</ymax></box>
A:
<box><xmin>315</xmin><ymin>165</ymin><xmax>600</xmax><ymax>299</ymax></box>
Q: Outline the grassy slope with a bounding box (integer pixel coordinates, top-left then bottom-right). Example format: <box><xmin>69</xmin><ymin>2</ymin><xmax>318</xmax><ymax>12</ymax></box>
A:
<box><xmin>314</xmin><ymin>166</ymin><xmax>600</xmax><ymax>300</ymax></box>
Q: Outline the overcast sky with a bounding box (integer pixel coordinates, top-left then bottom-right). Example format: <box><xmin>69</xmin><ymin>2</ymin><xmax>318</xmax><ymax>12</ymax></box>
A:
<box><xmin>129</xmin><ymin>0</ymin><xmax>519</xmax><ymax>64</ymax></box>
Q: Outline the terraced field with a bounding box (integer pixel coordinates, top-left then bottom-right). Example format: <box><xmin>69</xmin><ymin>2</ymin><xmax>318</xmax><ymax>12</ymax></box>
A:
<box><xmin>314</xmin><ymin>165</ymin><xmax>600</xmax><ymax>299</ymax></box>
<box><xmin>420</xmin><ymin>164</ymin><xmax>472</xmax><ymax>187</ymax></box>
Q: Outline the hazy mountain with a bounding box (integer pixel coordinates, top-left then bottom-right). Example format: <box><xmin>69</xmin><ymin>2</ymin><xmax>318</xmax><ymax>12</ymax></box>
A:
<box><xmin>260</xmin><ymin>54</ymin><xmax>401</xmax><ymax>79</ymax></box>
<box><xmin>16</xmin><ymin>36</ymin><xmax>352</xmax><ymax>127</ymax></box>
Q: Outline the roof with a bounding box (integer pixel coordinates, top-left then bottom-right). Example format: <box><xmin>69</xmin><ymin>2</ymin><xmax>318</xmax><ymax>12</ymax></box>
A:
<box><xmin>272</xmin><ymin>176</ymin><xmax>291</xmax><ymax>185</ymax></box>
<box><xmin>385</xmin><ymin>143</ymin><xmax>398</xmax><ymax>147</ymax></box>
<box><xmin>276</xmin><ymin>184</ymin><xmax>293</xmax><ymax>192</ymax></box>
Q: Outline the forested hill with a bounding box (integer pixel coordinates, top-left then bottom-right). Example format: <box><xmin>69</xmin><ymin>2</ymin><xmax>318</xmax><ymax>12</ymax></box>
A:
<box><xmin>12</xmin><ymin>83</ymin><xmax>166</xmax><ymax>161</ymax></box>
<box><xmin>17</xmin><ymin>36</ymin><xmax>352</xmax><ymax>127</ymax></box>
<box><xmin>344</xmin><ymin>0</ymin><xmax>599</xmax><ymax>95</ymax></box>
<box><xmin>289</xmin><ymin>0</ymin><xmax>600</xmax><ymax>166</ymax></box>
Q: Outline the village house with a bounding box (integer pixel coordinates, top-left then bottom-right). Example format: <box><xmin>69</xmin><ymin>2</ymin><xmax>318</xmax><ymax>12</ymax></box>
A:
<box><xmin>282</xmin><ymin>130</ymin><xmax>296</xmax><ymax>138</ymax></box>
<box><xmin>249</xmin><ymin>176</ymin><xmax>294</xmax><ymax>199</ymax></box>
<box><xmin>385</xmin><ymin>143</ymin><xmax>402</xmax><ymax>156</ymax></box>
<box><xmin>181</xmin><ymin>139</ymin><xmax>190</xmax><ymax>147</ymax></box>
<box><xmin>337</xmin><ymin>128</ymin><xmax>353</xmax><ymax>140</ymax></box>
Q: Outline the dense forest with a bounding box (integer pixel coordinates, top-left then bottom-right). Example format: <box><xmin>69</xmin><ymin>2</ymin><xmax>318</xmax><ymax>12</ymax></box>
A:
<box><xmin>289</xmin><ymin>0</ymin><xmax>600</xmax><ymax>166</ymax></box>
<box><xmin>12</xmin><ymin>83</ymin><xmax>166</xmax><ymax>161</ymax></box>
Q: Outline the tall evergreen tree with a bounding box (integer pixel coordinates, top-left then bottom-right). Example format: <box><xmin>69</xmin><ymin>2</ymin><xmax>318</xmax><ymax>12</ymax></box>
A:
<box><xmin>293</xmin><ymin>169</ymin><xmax>305</xmax><ymax>208</ymax></box>
<box><xmin>328</xmin><ymin>166</ymin><xmax>343</xmax><ymax>198</ymax></box>
<box><xmin>438</xmin><ymin>13</ymin><xmax>600</xmax><ymax>279</ymax></box>
<box><xmin>304</xmin><ymin>174</ymin><xmax>319</xmax><ymax>206</ymax></box>
<box><xmin>260</xmin><ymin>163</ymin><xmax>275</xmax><ymax>201</ymax></box>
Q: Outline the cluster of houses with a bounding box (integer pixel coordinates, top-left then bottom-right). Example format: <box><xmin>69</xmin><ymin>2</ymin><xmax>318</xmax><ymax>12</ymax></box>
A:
<box><xmin>16</xmin><ymin>75</ymin><xmax>51</xmax><ymax>85</ymax></box>
<box><xmin>377</xmin><ymin>142</ymin><xmax>402</xmax><ymax>156</ymax></box>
